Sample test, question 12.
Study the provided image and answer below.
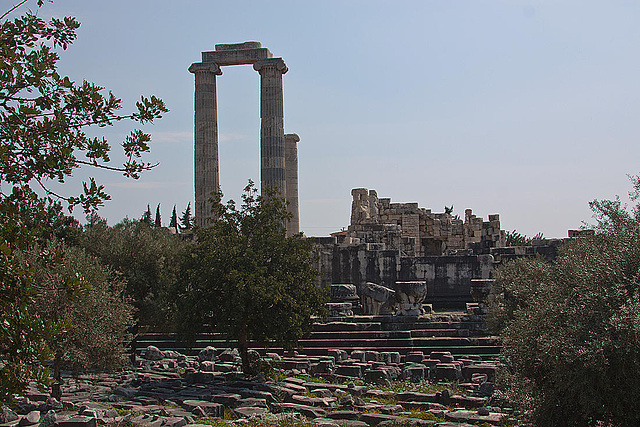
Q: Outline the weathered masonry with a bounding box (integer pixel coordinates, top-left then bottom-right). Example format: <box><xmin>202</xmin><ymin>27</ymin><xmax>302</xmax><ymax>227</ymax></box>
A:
<box><xmin>313</xmin><ymin>188</ymin><xmax>571</xmax><ymax>309</ymax></box>
<box><xmin>313</xmin><ymin>189</ymin><xmax>505</xmax><ymax>308</ymax></box>
<box><xmin>189</xmin><ymin>42</ymin><xmax>300</xmax><ymax>235</ymax></box>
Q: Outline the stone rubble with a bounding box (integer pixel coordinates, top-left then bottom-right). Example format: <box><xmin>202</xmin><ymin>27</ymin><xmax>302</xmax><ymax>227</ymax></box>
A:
<box><xmin>1</xmin><ymin>345</ymin><xmax>520</xmax><ymax>427</ymax></box>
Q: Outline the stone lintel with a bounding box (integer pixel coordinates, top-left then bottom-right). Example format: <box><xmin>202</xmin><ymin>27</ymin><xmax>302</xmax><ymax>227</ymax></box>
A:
<box><xmin>215</xmin><ymin>41</ymin><xmax>262</xmax><ymax>51</ymax></box>
<box><xmin>202</xmin><ymin>48</ymin><xmax>273</xmax><ymax>66</ymax></box>
<box><xmin>253</xmin><ymin>58</ymin><xmax>288</xmax><ymax>74</ymax></box>
<box><xmin>188</xmin><ymin>62</ymin><xmax>222</xmax><ymax>75</ymax></box>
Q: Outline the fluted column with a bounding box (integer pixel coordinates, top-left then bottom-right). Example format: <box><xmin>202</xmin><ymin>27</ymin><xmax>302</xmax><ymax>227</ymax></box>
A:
<box><xmin>254</xmin><ymin>58</ymin><xmax>288</xmax><ymax>198</ymax></box>
<box><xmin>189</xmin><ymin>62</ymin><xmax>222</xmax><ymax>228</ymax></box>
<box><xmin>284</xmin><ymin>133</ymin><xmax>300</xmax><ymax>236</ymax></box>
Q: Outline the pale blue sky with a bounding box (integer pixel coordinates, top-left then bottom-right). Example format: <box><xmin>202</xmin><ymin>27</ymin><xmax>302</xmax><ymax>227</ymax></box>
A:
<box><xmin>23</xmin><ymin>1</ymin><xmax>640</xmax><ymax>237</ymax></box>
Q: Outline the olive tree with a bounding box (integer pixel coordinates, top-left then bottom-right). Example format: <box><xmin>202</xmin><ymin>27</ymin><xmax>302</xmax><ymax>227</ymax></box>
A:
<box><xmin>81</xmin><ymin>217</ymin><xmax>187</xmax><ymax>330</ymax></box>
<box><xmin>24</xmin><ymin>240</ymin><xmax>133</xmax><ymax>400</ymax></box>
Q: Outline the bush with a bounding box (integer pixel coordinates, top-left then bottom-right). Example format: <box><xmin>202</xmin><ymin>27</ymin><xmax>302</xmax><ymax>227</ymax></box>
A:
<box><xmin>81</xmin><ymin>218</ymin><xmax>187</xmax><ymax>329</ymax></box>
<box><xmin>490</xmin><ymin>176</ymin><xmax>640</xmax><ymax>426</ymax></box>
<box><xmin>24</xmin><ymin>240</ymin><xmax>133</xmax><ymax>398</ymax></box>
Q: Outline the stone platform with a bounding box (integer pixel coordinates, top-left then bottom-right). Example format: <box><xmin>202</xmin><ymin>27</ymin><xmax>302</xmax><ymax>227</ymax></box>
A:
<box><xmin>134</xmin><ymin>312</ymin><xmax>500</xmax><ymax>361</ymax></box>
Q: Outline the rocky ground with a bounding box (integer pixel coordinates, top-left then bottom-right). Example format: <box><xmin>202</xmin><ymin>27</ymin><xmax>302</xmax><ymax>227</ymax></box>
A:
<box><xmin>1</xmin><ymin>346</ymin><xmax>521</xmax><ymax>427</ymax></box>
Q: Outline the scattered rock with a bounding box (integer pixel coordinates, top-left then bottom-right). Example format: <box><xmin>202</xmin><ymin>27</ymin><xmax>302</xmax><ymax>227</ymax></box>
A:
<box><xmin>18</xmin><ymin>410</ymin><xmax>40</xmax><ymax>426</ymax></box>
<box><xmin>141</xmin><ymin>345</ymin><xmax>164</xmax><ymax>361</ymax></box>
<box><xmin>198</xmin><ymin>346</ymin><xmax>217</xmax><ymax>362</ymax></box>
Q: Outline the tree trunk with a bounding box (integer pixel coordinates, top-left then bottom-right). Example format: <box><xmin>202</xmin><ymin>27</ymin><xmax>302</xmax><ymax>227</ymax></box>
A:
<box><xmin>51</xmin><ymin>350</ymin><xmax>63</xmax><ymax>401</ymax></box>
<box><xmin>238</xmin><ymin>324</ymin><xmax>250</xmax><ymax>375</ymax></box>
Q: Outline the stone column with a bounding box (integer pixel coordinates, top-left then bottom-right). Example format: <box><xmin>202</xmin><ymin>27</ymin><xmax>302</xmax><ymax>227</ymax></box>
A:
<box><xmin>254</xmin><ymin>58</ymin><xmax>288</xmax><ymax>198</ymax></box>
<box><xmin>189</xmin><ymin>62</ymin><xmax>222</xmax><ymax>228</ymax></box>
<box><xmin>284</xmin><ymin>133</ymin><xmax>300</xmax><ymax>236</ymax></box>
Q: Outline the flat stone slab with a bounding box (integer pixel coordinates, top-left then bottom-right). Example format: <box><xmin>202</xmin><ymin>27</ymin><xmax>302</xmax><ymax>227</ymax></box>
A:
<box><xmin>271</xmin><ymin>403</ymin><xmax>326</xmax><ymax>419</ymax></box>
<box><xmin>180</xmin><ymin>400</ymin><xmax>223</xmax><ymax>417</ymax></box>
<box><xmin>395</xmin><ymin>392</ymin><xmax>438</xmax><ymax>403</ymax></box>
<box><xmin>359</xmin><ymin>413</ymin><xmax>437</xmax><ymax>426</ymax></box>
<box><xmin>233</xmin><ymin>406</ymin><xmax>268</xmax><ymax>419</ymax></box>
<box><xmin>314</xmin><ymin>417</ymin><xmax>369</xmax><ymax>427</ymax></box>
<box><xmin>444</xmin><ymin>409</ymin><xmax>509</xmax><ymax>425</ymax></box>
<box><xmin>56</xmin><ymin>415</ymin><xmax>97</xmax><ymax>427</ymax></box>
<box><xmin>399</xmin><ymin>401</ymin><xmax>448</xmax><ymax>411</ymax></box>
<box><xmin>291</xmin><ymin>394</ymin><xmax>336</xmax><ymax>408</ymax></box>
<box><xmin>325</xmin><ymin>411</ymin><xmax>361</xmax><ymax>421</ymax></box>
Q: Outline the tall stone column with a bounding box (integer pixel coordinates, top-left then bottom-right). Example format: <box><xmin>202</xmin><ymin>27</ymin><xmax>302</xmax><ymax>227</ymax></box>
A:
<box><xmin>285</xmin><ymin>133</ymin><xmax>300</xmax><ymax>236</ymax></box>
<box><xmin>189</xmin><ymin>62</ymin><xmax>222</xmax><ymax>228</ymax></box>
<box><xmin>254</xmin><ymin>58</ymin><xmax>288</xmax><ymax>198</ymax></box>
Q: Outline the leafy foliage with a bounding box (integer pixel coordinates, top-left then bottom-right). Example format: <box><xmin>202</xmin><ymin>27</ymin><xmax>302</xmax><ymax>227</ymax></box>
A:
<box><xmin>174</xmin><ymin>182</ymin><xmax>326</xmax><ymax>373</ymax></box>
<box><xmin>0</xmin><ymin>241</ymin><xmax>52</xmax><ymax>402</ymax></box>
<box><xmin>81</xmin><ymin>218</ymin><xmax>187</xmax><ymax>329</ymax></box>
<box><xmin>0</xmin><ymin>6</ymin><xmax>166</xmax><ymax>211</ymax></box>
<box><xmin>0</xmin><ymin>0</ymin><xmax>165</xmax><ymax>399</ymax></box>
<box><xmin>169</xmin><ymin>205</ymin><xmax>178</xmax><ymax>229</ymax></box>
<box><xmin>180</xmin><ymin>202</ymin><xmax>192</xmax><ymax>231</ymax></box>
<box><xmin>23</xmin><ymin>240</ymin><xmax>133</xmax><ymax>397</ymax></box>
<box><xmin>154</xmin><ymin>204</ymin><xmax>161</xmax><ymax>228</ymax></box>
<box><xmin>505</xmin><ymin>230</ymin><xmax>544</xmax><ymax>246</ymax></box>
<box><xmin>490</xmin><ymin>175</ymin><xmax>640</xmax><ymax>426</ymax></box>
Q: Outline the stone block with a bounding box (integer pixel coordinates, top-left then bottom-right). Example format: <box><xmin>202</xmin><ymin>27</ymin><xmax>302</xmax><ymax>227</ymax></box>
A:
<box><xmin>198</xmin><ymin>346</ymin><xmax>216</xmax><ymax>362</ymax></box>
<box><xmin>57</xmin><ymin>416</ymin><xmax>97</xmax><ymax>427</ymax></box>
<box><xmin>404</xmin><ymin>352</ymin><xmax>424</xmax><ymax>364</ymax></box>
<box><xmin>363</xmin><ymin>369</ymin><xmax>390</xmax><ymax>385</ymax></box>
<box><xmin>141</xmin><ymin>345</ymin><xmax>164</xmax><ymax>361</ymax></box>
<box><xmin>403</xmin><ymin>364</ymin><xmax>427</xmax><ymax>382</ymax></box>
<box><xmin>364</xmin><ymin>351</ymin><xmax>379</xmax><ymax>362</ymax></box>
<box><xmin>202</xmin><ymin>48</ymin><xmax>273</xmax><ymax>66</ymax></box>
<box><xmin>330</xmin><ymin>284</ymin><xmax>358</xmax><ymax>302</ymax></box>
<box><xmin>334</xmin><ymin>365</ymin><xmax>362</xmax><ymax>378</ymax></box>
<box><xmin>433</xmin><ymin>363</ymin><xmax>461</xmax><ymax>381</ymax></box>
<box><xmin>272</xmin><ymin>403</ymin><xmax>326</xmax><ymax>419</ymax></box>
<box><xmin>326</xmin><ymin>302</ymin><xmax>353</xmax><ymax>317</ymax></box>
<box><xmin>233</xmin><ymin>406</ymin><xmax>268</xmax><ymax>419</ymax></box>
<box><xmin>381</xmin><ymin>352</ymin><xmax>401</xmax><ymax>364</ymax></box>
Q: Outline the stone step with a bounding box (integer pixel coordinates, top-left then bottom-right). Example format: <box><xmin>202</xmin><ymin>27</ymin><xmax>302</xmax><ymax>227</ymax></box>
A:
<box><xmin>313</xmin><ymin>321</ymin><xmax>481</xmax><ymax>332</ymax></box>
<box><xmin>308</xmin><ymin>330</ymin><xmax>412</xmax><ymax>339</ymax></box>
<box><xmin>411</xmin><ymin>329</ymin><xmax>470</xmax><ymax>337</ymax></box>
<box><xmin>309</xmin><ymin>328</ymin><xmax>470</xmax><ymax>338</ymax></box>
<box><xmin>133</xmin><ymin>312</ymin><xmax>498</xmax><ymax>359</ymax></box>
<box><xmin>298</xmin><ymin>337</ymin><xmax>497</xmax><ymax>348</ymax></box>
<box><xmin>133</xmin><ymin>334</ymin><xmax>501</xmax><ymax>357</ymax></box>
<box><xmin>297</xmin><ymin>345</ymin><xmax>501</xmax><ymax>357</ymax></box>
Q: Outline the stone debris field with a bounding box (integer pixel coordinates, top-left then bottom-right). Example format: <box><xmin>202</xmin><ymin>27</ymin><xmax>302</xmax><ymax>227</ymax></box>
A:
<box><xmin>1</xmin><ymin>343</ymin><xmax>519</xmax><ymax>427</ymax></box>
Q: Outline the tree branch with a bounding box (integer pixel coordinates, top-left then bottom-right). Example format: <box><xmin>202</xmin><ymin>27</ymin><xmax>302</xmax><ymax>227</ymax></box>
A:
<box><xmin>0</xmin><ymin>0</ymin><xmax>29</xmax><ymax>21</ymax></box>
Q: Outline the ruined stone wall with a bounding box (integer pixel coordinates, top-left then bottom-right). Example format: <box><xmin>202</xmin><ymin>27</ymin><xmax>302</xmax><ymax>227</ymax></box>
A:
<box><xmin>347</xmin><ymin>188</ymin><xmax>506</xmax><ymax>256</ymax></box>
<box><xmin>311</xmin><ymin>241</ymin><xmax>494</xmax><ymax>309</ymax></box>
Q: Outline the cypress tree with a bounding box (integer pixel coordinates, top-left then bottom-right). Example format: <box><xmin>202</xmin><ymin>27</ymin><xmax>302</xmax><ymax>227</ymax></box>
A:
<box><xmin>154</xmin><ymin>204</ymin><xmax>161</xmax><ymax>228</ymax></box>
<box><xmin>170</xmin><ymin>205</ymin><xmax>178</xmax><ymax>229</ymax></box>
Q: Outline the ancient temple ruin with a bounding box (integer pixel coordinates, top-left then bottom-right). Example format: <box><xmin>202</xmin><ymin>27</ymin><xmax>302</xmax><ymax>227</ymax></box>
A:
<box><xmin>313</xmin><ymin>189</ymin><xmax>507</xmax><ymax>309</ymax></box>
<box><xmin>189</xmin><ymin>42</ymin><xmax>300</xmax><ymax>235</ymax></box>
<box><xmin>348</xmin><ymin>188</ymin><xmax>506</xmax><ymax>257</ymax></box>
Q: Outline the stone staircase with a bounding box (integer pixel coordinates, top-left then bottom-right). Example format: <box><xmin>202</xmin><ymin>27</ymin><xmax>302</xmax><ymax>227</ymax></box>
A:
<box><xmin>133</xmin><ymin>311</ymin><xmax>500</xmax><ymax>362</ymax></box>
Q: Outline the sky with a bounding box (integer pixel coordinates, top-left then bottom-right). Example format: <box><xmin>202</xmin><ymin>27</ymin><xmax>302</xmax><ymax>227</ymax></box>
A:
<box><xmin>17</xmin><ymin>0</ymin><xmax>640</xmax><ymax>238</ymax></box>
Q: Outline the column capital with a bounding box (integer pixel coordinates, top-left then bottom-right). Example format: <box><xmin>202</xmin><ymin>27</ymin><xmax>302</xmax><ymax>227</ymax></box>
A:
<box><xmin>285</xmin><ymin>133</ymin><xmax>300</xmax><ymax>143</ymax></box>
<box><xmin>253</xmin><ymin>58</ymin><xmax>288</xmax><ymax>75</ymax></box>
<box><xmin>189</xmin><ymin>62</ymin><xmax>222</xmax><ymax>75</ymax></box>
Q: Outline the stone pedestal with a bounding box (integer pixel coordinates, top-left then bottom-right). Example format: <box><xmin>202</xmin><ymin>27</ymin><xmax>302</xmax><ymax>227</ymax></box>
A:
<box><xmin>254</xmin><ymin>58</ymin><xmax>288</xmax><ymax>198</ymax></box>
<box><xmin>361</xmin><ymin>282</ymin><xmax>395</xmax><ymax>315</ymax></box>
<box><xmin>189</xmin><ymin>62</ymin><xmax>222</xmax><ymax>228</ymax></box>
<box><xmin>393</xmin><ymin>281</ymin><xmax>427</xmax><ymax>316</ymax></box>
